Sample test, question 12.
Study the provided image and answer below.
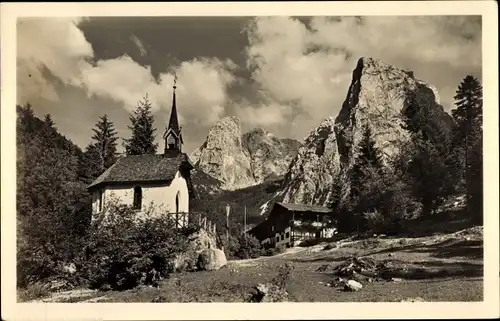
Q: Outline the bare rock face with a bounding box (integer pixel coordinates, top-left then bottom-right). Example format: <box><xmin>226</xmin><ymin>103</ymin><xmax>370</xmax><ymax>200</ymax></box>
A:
<box><xmin>191</xmin><ymin>116</ymin><xmax>255</xmax><ymax>190</ymax></box>
<box><xmin>334</xmin><ymin>57</ymin><xmax>454</xmax><ymax>169</ymax></box>
<box><xmin>243</xmin><ymin>127</ymin><xmax>301</xmax><ymax>183</ymax></box>
<box><xmin>281</xmin><ymin>117</ymin><xmax>341</xmax><ymax>206</ymax></box>
<box><xmin>191</xmin><ymin>117</ymin><xmax>300</xmax><ymax>190</ymax></box>
<box><xmin>278</xmin><ymin>57</ymin><xmax>455</xmax><ymax>208</ymax></box>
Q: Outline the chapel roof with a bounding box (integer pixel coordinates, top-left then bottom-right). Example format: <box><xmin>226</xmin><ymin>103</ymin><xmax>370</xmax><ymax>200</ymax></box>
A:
<box><xmin>87</xmin><ymin>153</ymin><xmax>194</xmax><ymax>190</ymax></box>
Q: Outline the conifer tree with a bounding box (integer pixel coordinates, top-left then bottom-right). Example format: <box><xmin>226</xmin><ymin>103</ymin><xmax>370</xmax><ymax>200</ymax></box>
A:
<box><xmin>350</xmin><ymin>124</ymin><xmax>383</xmax><ymax>199</ymax></box>
<box><xmin>44</xmin><ymin>114</ymin><xmax>54</xmax><ymax>128</ymax></box>
<box><xmin>123</xmin><ymin>94</ymin><xmax>159</xmax><ymax>155</ymax></box>
<box><xmin>78</xmin><ymin>143</ymin><xmax>105</xmax><ymax>184</ymax></box>
<box><xmin>91</xmin><ymin>114</ymin><xmax>119</xmax><ymax>169</ymax></box>
<box><xmin>451</xmin><ymin>75</ymin><xmax>483</xmax><ymax>223</ymax></box>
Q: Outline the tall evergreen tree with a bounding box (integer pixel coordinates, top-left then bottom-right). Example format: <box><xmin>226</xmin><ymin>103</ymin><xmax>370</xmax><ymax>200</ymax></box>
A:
<box><xmin>451</xmin><ymin>75</ymin><xmax>483</xmax><ymax>223</ymax></box>
<box><xmin>44</xmin><ymin>114</ymin><xmax>55</xmax><ymax>128</ymax></box>
<box><xmin>349</xmin><ymin>124</ymin><xmax>383</xmax><ymax>199</ymax></box>
<box><xmin>123</xmin><ymin>94</ymin><xmax>159</xmax><ymax>155</ymax></box>
<box><xmin>91</xmin><ymin>114</ymin><xmax>119</xmax><ymax>169</ymax></box>
<box><xmin>78</xmin><ymin>143</ymin><xmax>105</xmax><ymax>184</ymax></box>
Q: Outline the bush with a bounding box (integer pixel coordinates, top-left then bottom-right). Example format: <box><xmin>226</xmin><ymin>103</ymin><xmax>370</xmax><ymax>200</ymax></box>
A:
<box><xmin>234</xmin><ymin>234</ymin><xmax>263</xmax><ymax>259</ymax></box>
<box><xmin>263</xmin><ymin>244</ymin><xmax>286</xmax><ymax>257</ymax></box>
<box><xmin>79</xmin><ymin>200</ymin><xmax>190</xmax><ymax>291</ymax></box>
<box><xmin>222</xmin><ymin>232</ymin><xmax>263</xmax><ymax>260</ymax></box>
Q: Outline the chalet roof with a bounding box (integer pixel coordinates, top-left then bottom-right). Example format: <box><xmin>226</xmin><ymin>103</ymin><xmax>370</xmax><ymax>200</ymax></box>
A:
<box><xmin>276</xmin><ymin>202</ymin><xmax>331</xmax><ymax>213</ymax></box>
<box><xmin>87</xmin><ymin>153</ymin><xmax>193</xmax><ymax>190</ymax></box>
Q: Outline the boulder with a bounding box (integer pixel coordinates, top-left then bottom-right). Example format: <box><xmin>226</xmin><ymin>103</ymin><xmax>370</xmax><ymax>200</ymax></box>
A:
<box><xmin>172</xmin><ymin>229</ymin><xmax>217</xmax><ymax>272</ymax></box>
<box><xmin>344</xmin><ymin>279</ymin><xmax>363</xmax><ymax>292</ymax></box>
<box><xmin>197</xmin><ymin>248</ymin><xmax>227</xmax><ymax>271</ymax></box>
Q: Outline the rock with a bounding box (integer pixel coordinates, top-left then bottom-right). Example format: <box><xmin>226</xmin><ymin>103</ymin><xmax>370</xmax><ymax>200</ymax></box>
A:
<box><xmin>344</xmin><ymin>280</ymin><xmax>363</xmax><ymax>292</ymax></box>
<box><xmin>277</xmin><ymin>57</ymin><xmax>455</xmax><ymax>207</ymax></box>
<box><xmin>191</xmin><ymin>116</ymin><xmax>300</xmax><ymax>190</ymax></box>
<box><xmin>280</xmin><ymin>117</ymin><xmax>341</xmax><ymax>206</ymax></box>
<box><xmin>254</xmin><ymin>283</ymin><xmax>289</xmax><ymax>302</ymax></box>
<box><xmin>172</xmin><ymin>228</ymin><xmax>217</xmax><ymax>272</ymax></box>
<box><xmin>390</xmin><ymin>277</ymin><xmax>404</xmax><ymax>282</ymax></box>
<box><xmin>197</xmin><ymin>248</ymin><xmax>227</xmax><ymax>271</ymax></box>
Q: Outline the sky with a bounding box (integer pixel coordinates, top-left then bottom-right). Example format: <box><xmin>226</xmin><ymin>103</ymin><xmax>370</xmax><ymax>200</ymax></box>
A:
<box><xmin>17</xmin><ymin>16</ymin><xmax>482</xmax><ymax>154</ymax></box>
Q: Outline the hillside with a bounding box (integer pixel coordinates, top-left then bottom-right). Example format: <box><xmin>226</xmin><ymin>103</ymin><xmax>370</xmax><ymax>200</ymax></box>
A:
<box><xmin>190</xmin><ymin>177</ymin><xmax>284</xmax><ymax>231</ymax></box>
<box><xmin>16</xmin><ymin>104</ymin><xmax>91</xmax><ymax>288</ymax></box>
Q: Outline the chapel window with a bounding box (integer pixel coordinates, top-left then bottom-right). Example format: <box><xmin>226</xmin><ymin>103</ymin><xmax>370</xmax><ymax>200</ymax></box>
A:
<box><xmin>133</xmin><ymin>186</ymin><xmax>142</xmax><ymax>210</ymax></box>
<box><xmin>98</xmin><ymin>190</ymin><xmax>104</xmax><ymax>212</ymax></box>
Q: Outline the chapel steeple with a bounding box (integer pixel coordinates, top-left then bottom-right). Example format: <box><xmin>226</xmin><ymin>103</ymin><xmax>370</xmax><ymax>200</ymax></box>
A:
<box><xmin>163</xmin><ymin>74</ymin><xmax>183</xmax><ymax>157</ymax></box>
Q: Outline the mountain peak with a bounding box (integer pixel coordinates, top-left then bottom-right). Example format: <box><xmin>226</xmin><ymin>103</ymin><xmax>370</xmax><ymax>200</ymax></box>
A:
<box><xmin>191</xmin><ymin>121</ymin><xmax>301</xmax><ymax>190</ymax></box>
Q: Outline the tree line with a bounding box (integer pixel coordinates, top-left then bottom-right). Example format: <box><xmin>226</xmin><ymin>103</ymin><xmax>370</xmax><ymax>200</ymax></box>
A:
<box><xmin>16</xmin><ymin>94</ymin><xmax>167</xmax><ymax>289</ymax></box>
<box><xmin>328</xmin><ymin>75</ymin><xmax>483</xmax><ymax>233</ymax></box>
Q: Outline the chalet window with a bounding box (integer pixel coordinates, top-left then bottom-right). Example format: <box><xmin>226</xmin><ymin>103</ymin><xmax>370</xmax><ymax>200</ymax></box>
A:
<box><xmin>98</xmin><ymin>190</ymin><xmax>104</xmax><ymax>212</ymax></box>
<box><xmin>276</xmin><ymin>236</ymin><xmax>279</xmax><ymax>242</ymax></box>
<box><xmin>286</xmin><ymin>232</ymin><xmax>290</xmax><ymax>239</ymax></box>
<box><xmin>281</xmin><ymin>234</ymin><xmax>284</xmax><ymax>241</ymax></box>
<box><xmin>133</xmin><ymin>186</ymin><xmax>142</xmax><ymax>210</ymax></box>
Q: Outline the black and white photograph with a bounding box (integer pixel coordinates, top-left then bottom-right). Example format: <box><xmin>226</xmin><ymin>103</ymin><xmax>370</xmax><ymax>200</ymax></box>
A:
<box><xmin>1</xmin><ymin>1</ymin><xmax>498</xmax><ymax>320</ymax></box>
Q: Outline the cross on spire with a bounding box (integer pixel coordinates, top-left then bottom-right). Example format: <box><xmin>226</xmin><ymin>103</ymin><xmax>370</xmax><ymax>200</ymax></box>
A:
<box><xmin>173</xmin><ymin>73</ymin><xmax>178</xmax><ymax>89</ymax></box>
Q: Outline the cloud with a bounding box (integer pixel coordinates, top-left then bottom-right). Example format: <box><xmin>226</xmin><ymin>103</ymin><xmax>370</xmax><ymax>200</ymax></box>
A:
<box><xmin>242</xmin><ymin>16</ymin><xmax>482</xmax><ymax>139</ymax></box>
<box><xmin>17</xmin><ymin>17</ymin><xmax>93</xmax><ymax>103</ymax></box>
<box><xmin>130</xmin><ymin>35</ymin><xmax>147</xmax><ymax>56</ymax></box>
<box><xmin>17</xmin><ymin>16</ymin><xmax>481</xmax><ymax>152</ymax></box>
<box><xmin>17</xmin><ymin>18</ymin><xmax>237</xmax><ymax>132</ymax></box>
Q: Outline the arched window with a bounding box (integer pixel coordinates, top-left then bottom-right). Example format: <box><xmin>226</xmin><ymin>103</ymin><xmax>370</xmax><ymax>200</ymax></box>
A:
<box><xmin>175</xmin><ymin>191</ymin><xmax>180</xmax><ymax>213</ymax></box>
<box><xmin>98</xmin><ymin>190</ymin><xmax>104</xmax><ymax>212</ymax></box>
<box><xmin>133</xmin><ymin>186</ymin><xmax>142</xmax><ymax>210</ymax></box>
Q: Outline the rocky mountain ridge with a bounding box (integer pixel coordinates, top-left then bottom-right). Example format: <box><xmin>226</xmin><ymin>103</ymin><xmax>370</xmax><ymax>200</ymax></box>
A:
<box><xmin>270</xmin><ymin>57</ymin><xmax>456</xmax><ymax>212</ymax></box>
<box><xmin>190</xmin><ymin>116</ymin><xmax>301</xmax><ymax>190</ymax></box>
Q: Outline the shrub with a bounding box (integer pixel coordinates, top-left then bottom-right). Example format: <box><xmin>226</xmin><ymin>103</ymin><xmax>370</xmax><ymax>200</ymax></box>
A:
<box><xmin>234</xmin><ymin>234</ymin><xmax>263</xmax><ymax>259</ymax></box>
<box><xmin>79</xmin><ymin>200</ymin><xmax>190</xmax><ymax>291</ymax></box>
<box><xmin>263</xmin><ymin>244</ymin><xmax>286</xmax><ymax>257</ymax></box>
<box><xmin>222</xmin><ymin>232</ymin><xmax>263</xmax><ymax>260</ymax></box>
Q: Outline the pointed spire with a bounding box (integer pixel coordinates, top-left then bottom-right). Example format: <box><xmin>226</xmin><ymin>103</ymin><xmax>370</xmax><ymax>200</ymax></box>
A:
<box><xmin>164</xmin><ymin>73</ymin><xmax>183</xmax><ymax>156</ymax></box>
<box><xmin>168</xmin><ymin>74</ymin><xmax>181</xmax><ymax>135</ymax></box>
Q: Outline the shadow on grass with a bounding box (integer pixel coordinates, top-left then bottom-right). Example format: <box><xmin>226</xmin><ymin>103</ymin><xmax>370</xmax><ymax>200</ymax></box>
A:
<box><xmin>365</xmin><ymin>239</ymin><xmax>483</xmax><ymax>260</ymax></box>
<box><xmin>322</xmin><ymin>260</ymin><xmax>483</xmax><ymax>280</ymax></box>
<box><xmin>396</xmin><ymin>210</ymin><xmax>478</xmax><ymax>238</ymax></box>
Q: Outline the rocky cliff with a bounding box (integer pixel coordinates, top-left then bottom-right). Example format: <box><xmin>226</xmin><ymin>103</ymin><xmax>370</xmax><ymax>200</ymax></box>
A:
<box><xmin>276</xmin><ymin>57</ymin><xmax>455</xmax><ymax>209</ymax></box>
<box><xmin>191</xmin><ymin>116</ymin><xmax>301</xmax><ymax>190</ymax></box>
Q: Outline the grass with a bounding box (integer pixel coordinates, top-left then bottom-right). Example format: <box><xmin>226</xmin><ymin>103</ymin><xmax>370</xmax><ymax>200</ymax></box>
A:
<box><xmin>23</xmin><ymin>223</ymin><xmax>484</xmax><ymax>303</ymax></box>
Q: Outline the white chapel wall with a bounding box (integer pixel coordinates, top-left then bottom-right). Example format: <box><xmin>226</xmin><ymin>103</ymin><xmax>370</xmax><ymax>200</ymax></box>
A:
<box><xmin>91</xmin><ymin>170</ymin><xmax>189</xmax><ymax>217</ymax></box>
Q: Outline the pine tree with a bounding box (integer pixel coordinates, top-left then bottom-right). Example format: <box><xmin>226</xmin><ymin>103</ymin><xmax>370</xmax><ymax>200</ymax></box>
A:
<box><xmin>78</xmin><ymin>143</ymin><xmax>105</xmax><ymax>184</ymax></box>
<box><xmin>44</xmin><ymin>114</ymin><xmax>54</xmax><ymax>128</ymax></box>
<box><xmin>91</xmin><ymin>114</ymin><xmax>119</xmax><ymax>169</ymax></box>
<box><xmin>350</xmin><ymin>124</ymin><xmax>383</xmax><ymax>199</ymax></box>
<box><xmin>451</xmin><ymin>75</ymin><xmax>483</xmax><ymax>223</ymax></box>
<box><xmin>123</xmin><ymin>94</ymin><xmax>159</xmax><ymax>155</ymax></box>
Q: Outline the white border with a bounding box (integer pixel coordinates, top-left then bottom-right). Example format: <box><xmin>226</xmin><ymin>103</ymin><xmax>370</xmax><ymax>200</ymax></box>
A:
<box><xmin>1</xmin><ymin>1</ymin><xmax>498</xmax><ymax>320</ymax></box>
